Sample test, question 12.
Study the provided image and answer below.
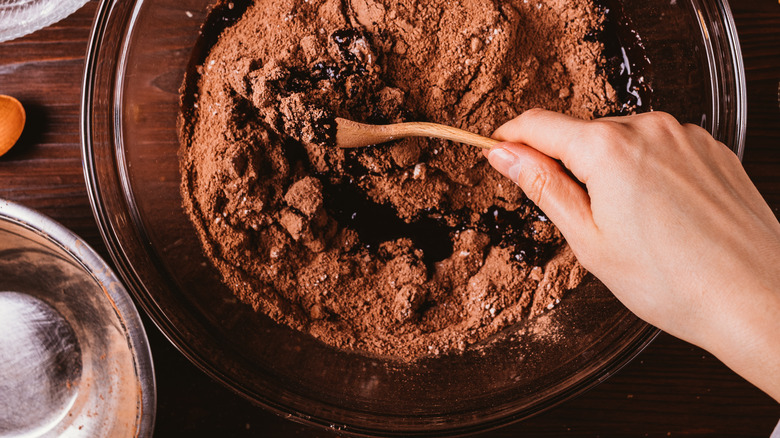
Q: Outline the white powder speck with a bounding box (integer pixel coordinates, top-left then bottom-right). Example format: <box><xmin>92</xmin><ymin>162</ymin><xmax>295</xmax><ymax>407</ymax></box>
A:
<box><xmin>413</xmin><ymin>163</ymin><xmax>425</xmax><ymax>178</ymax></box>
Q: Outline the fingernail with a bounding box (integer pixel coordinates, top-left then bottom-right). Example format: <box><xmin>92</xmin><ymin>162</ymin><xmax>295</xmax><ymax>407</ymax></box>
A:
<box><xmin>487</xmin><ymin>147</ymin><xmax>517</xmax><ymax>178</ymax></box>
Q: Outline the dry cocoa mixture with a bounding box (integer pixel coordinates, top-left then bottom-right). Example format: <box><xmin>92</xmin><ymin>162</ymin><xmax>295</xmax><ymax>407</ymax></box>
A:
<box><xmin>179</xmin><ymin>0</ymin><xmax>623</xmax><ymax>360</ymax></box>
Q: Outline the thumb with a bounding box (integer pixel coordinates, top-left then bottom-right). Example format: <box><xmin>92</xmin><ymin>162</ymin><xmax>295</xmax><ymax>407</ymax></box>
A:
<box><xmin>486</xmin><ymin>142</ymin><xmax>597</xmax><ymax>246</ymax></box>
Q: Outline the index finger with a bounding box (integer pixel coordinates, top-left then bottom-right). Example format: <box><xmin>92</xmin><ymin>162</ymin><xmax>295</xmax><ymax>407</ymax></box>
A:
<box><xmin>491</xmin><ymin>109</ymin><xmax>591</xmax><ymax>182</ymax></box>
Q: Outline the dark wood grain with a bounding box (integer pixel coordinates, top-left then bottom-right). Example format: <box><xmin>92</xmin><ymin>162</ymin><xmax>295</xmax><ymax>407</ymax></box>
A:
<box><xmin>0</xmin><ymin>2</ymin><xmax>778</xmax><ymax>437</ymax></box>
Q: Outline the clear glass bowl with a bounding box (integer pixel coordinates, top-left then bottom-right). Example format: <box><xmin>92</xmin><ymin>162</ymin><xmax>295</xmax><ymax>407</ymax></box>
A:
<box><xmin>0</xmin><ymin>0</ymin><xmax>90</xmax><ymax>42</ymax></box>
<box><xmin>81</xmin><ymin>0</ymin><xmax>745</xmax><ymax>435</ymax></box>
<box><xmin>0</xmin><ymin>200</ymin><xmax>155</xmax><ymax>437</ymax></box>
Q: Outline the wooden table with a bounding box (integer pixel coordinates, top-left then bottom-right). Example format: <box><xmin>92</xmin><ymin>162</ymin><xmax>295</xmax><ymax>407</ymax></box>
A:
<box><xmin>1</xmin><ymin>2</ymin><xmax>778</xmax><ymax>436</ymax></box>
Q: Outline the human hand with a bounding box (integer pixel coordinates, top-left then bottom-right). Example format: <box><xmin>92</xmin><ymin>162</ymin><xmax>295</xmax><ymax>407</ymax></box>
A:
<box><xmin>486</xmin><ymin>109</ymin><xmax>780</xmax><ymax>401</ymax></box>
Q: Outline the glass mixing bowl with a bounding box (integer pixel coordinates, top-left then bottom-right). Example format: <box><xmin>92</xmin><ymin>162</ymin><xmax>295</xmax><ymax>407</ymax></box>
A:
<box><xmin>81</xmin><ymin>0</ymin><xmax>745</xmax><ymax>435</ymax></box>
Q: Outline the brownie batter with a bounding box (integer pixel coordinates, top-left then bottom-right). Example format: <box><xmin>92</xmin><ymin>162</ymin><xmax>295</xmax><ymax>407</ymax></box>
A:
<box><xmin>180</xmin><ymin>0</ymin><xmax>622</xmax><ymax>360</ymax></box>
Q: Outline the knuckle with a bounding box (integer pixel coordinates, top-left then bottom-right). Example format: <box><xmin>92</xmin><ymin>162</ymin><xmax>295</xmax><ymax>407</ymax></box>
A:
<box><xmin>645</xmin><ymin>111</ymin><xmax>679</xmax><ymax>128</ymax></box>
<box><xmin>496</xmin><ymin>109</ymin><xmax>546</xmax><ymax>139</ymax></box>
<box><xmin>681</xmin><ymin>122</ymin><xmax>708</xmax><ymax>136</ymax></box>
<box><xmin>589</xmin><ymin>120</ymin><xmax>627</xmax><ymax>140</ymax></box>
<box><xmin>682</xmin><ymin>123</ymin><xmax>721</xmax><ymax>153</ymax></box>
<box><xmin>642</xmin><ymin>112</ymin><xmax>685</xmax><ymax>143</ymax></box>
<box><xmin>583</xmin><ymin>120</ymin><xmax>632</xmax><ymax>157</ymax></box>
<box><xmin>512</xmin><ymin>108</ymin><xmax>544</xmax><ymax>130</ymax></box>
<box><xmin>522</xmin><ymin>108</ymin><xmax>547</xmax><ymax>119</ymax></box>
<box><xmin>520</xmin><ymin>163</ymin><xmax>553</xmax><ymax>206</ymax></box>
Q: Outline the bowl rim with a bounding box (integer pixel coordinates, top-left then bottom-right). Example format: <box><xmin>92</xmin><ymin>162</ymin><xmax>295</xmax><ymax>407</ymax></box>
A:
<box><xmin>698</xmin><ymin>0</ymin><xmax>747</xmax><ymax>159</ymax></box>
<box><xmin>80</xmin><ymin>0</ymin><xmax>746</xmax><ymax>434</ymax></box>
<box><xmin>0</xmin><ymin>199</ymin><xmax>157</xmax><ymax>438</ymax></box>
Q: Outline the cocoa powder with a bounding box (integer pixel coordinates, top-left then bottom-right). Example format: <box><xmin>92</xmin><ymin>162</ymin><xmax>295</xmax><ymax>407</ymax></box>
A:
<box><xmin>179</xmin><ymin>0</ymin><xmax>620</xmax><ymax>360</ymax></box>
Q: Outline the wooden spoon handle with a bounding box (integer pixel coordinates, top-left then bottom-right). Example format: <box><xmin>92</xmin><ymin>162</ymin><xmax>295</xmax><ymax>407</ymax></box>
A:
<box><xmin>335</xmin><ymin>117</ymin><xmax>500</xmax><ymax>150</ymax></box>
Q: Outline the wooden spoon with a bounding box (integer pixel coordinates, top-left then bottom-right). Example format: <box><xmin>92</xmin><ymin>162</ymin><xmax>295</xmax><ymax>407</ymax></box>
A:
<box><xmin>0</xmin><ymin>95</ymin><xmax>25</xmax><ymax>157</ymax></box>
<box><xmin>335</xmin><ymin>117</ymin><xmax>499</xmax><ymax>150</ymax></box>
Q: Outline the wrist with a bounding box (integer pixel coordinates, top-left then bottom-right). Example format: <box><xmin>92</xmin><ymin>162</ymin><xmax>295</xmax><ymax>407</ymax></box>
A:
<box><xmin>700</xmin><ymin>283</ymin><xmax>780</xmax><ymax>402</ymax></box>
